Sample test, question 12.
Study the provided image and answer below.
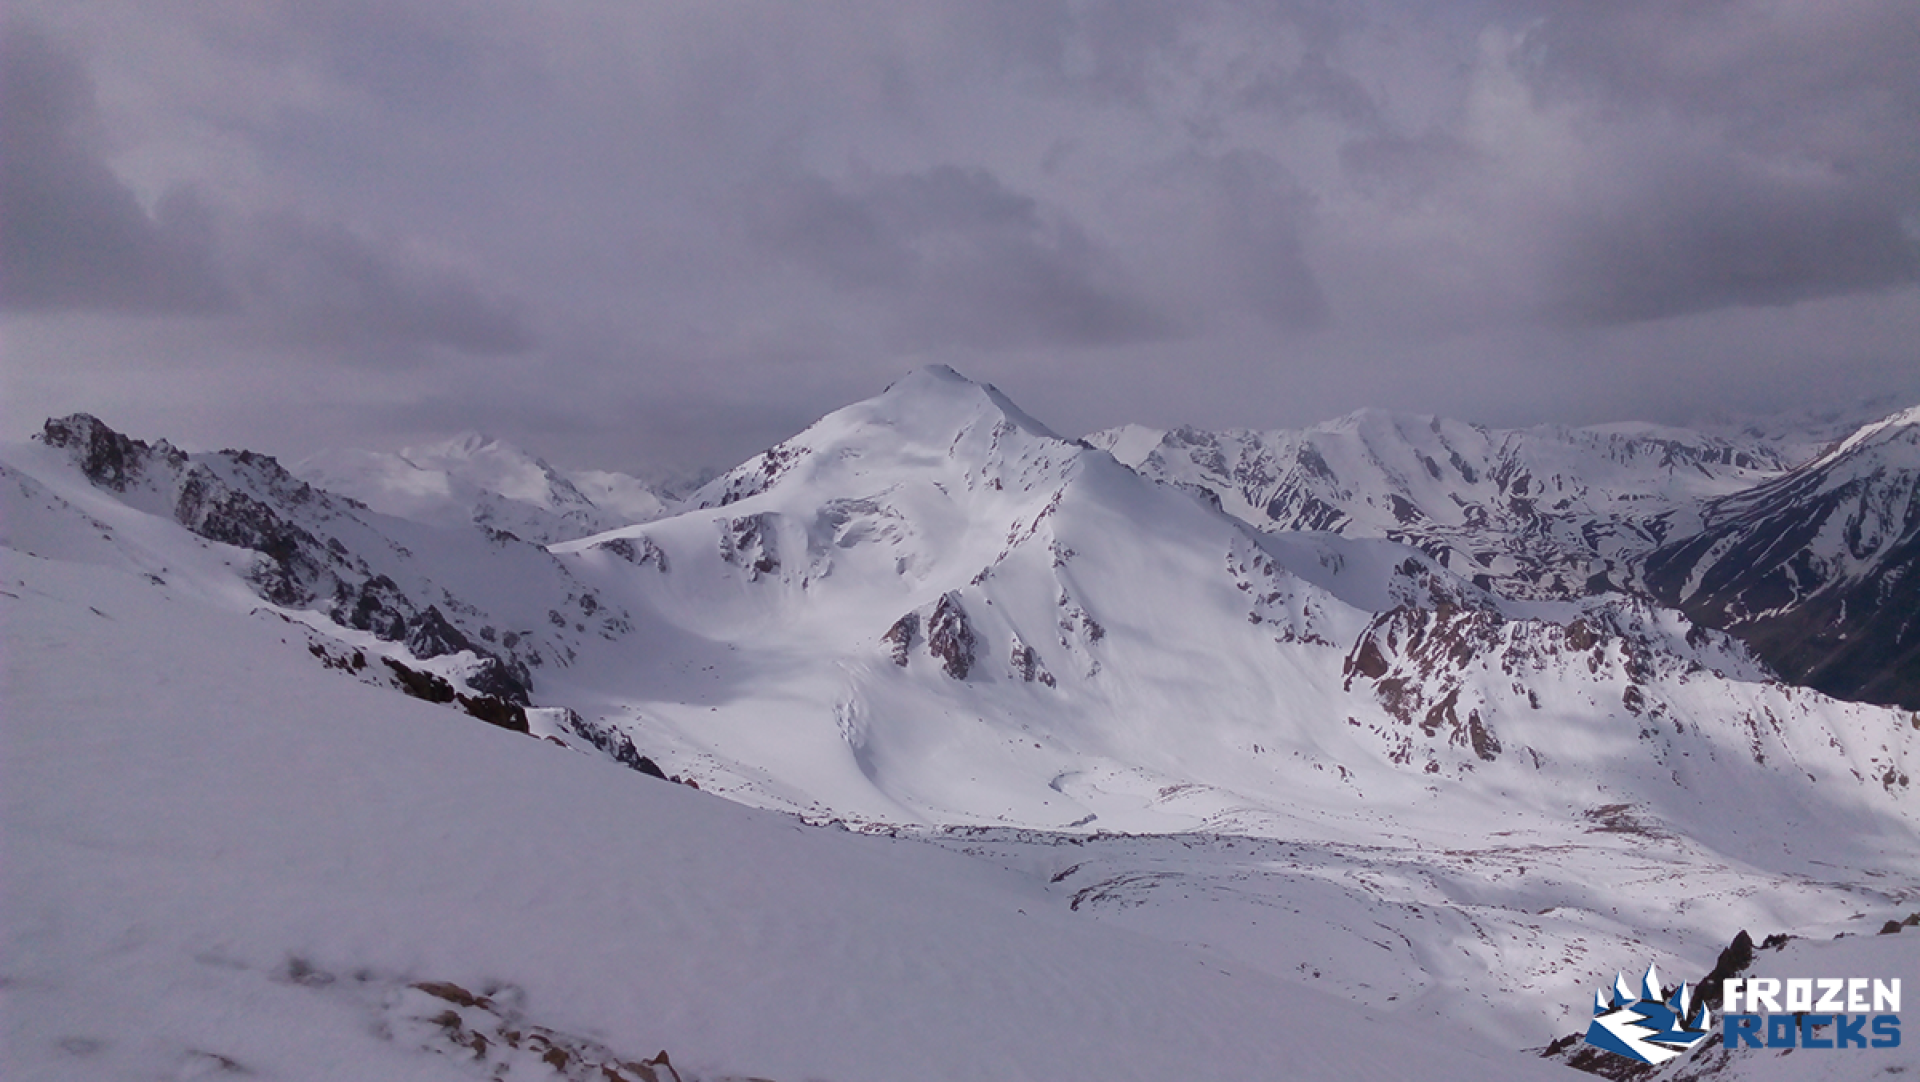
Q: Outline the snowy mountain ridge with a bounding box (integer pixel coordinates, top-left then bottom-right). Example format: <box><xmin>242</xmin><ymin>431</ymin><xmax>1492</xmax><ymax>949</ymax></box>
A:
<box><xmin>1087</xmin><ymin>410</ymin><xmax>1795</xmax><ymax>600</ymax></box>
<box><xmin>1092</xmin><ymin>399</ymin><xmax>1920</xmax><ymax>709</ymax></box>
<box><xmin>296</xmin><ymin>432</ymin><xmax>673</xmax><ymax>545</ymax></box>
<box><xmin>1640</xmin><ymin>402</ymin><xmax>1920</xmax><ymax>709</ymax></box>
<box><xmin>5</xmin><ymin>366</ymin><xmax>1918</xmax><ymax>1077</ymax></box>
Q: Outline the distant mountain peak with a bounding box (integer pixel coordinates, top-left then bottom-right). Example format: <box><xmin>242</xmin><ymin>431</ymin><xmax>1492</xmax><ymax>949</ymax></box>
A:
<box><xmin>873</xmin><ymin>364</ymin><xmax>1063</xmax><ymax>441</ymax></box>
<box><xmin>425</xmin><ymin>430</ymin><xmax>502</xmax><ymax>457</ymax></box>
<box><xmin>295</xmin><ymin>433</ymin><xmax>669</xmax><ymax>545</ymax></box>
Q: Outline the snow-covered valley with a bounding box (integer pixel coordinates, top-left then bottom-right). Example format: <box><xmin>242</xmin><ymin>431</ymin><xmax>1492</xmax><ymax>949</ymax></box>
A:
<box><xmin>5</xmin><ymin>366</ymin><xmax>1916</xmax><ymax>1079</ymax></box>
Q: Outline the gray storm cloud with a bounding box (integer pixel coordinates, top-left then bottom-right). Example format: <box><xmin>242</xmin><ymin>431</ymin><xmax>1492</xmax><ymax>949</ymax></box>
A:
<box><xmin>747</xmin><ymin>164</ymin><xmax>1172</xmax><ymax>349</ymax></box>
<box><xmin>0</xmin><ymin>22</ymin><xmax>227</xmax><ymax>314</ymax></box>
<box><xmin>0</xmin><ymin>17</ymin><xmax>532</xmax><ymax>361</ymax></box>
<box><xmin>1</xmin><ymin>1</ymin><xmax>1914</xmax><ymax>471</ymax></box>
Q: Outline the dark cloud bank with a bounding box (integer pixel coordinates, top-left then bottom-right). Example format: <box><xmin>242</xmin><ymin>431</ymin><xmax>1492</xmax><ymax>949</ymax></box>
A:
<box><xmin>1</xmin><ymin>2</ymin><xmax>1914</xmax><ymax>472</ymax></box>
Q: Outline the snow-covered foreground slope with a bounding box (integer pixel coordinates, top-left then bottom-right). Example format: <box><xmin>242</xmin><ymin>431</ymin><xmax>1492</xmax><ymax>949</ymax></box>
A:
<box><xmin>3</xmin><ymin>543</ymin><xmax>1570</xmax><ymax>1081</ymax></box>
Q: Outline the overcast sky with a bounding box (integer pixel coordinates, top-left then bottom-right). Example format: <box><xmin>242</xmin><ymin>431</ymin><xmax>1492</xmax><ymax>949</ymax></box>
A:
<box><xmin>3</xmin><ymin>1</ymin><xmax>1916</xmax><ymax>474</ymax></box>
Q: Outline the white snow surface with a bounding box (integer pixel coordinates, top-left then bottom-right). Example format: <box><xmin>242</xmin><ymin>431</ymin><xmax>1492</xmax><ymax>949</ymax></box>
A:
<box><xmin>5</xmin><ymin>367</ymin><xmax>1918</xmax><ymax>1078</ymax></box>
<box><xmin>3</xmin><ymin>537</ymin><xmax>1566</xmax><ymax>1081</ymax></box>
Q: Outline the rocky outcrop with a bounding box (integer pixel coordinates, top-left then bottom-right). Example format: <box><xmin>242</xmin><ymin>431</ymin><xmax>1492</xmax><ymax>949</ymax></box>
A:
<box><xmin>927</xmin><ymin>593</ymin><xmax>976</xmax><ymax>680</ymax></box>
<box><xmin>700</xmin><ymin>443</ymin><xmax>812</xmax><ymax>508</ymax></box>
<box><xmin>718</xmin><ymin>513</ymin><xmax>780</xmax><ymax>580</ymax></box>
<box><xmin>1341</xmin><ymin>599</ymin><xmax>1740</xmax><ymax>774</ymax></box>
<box><xmin>566</xmin><ymin>711</ymin><xmax>668</xmax><ymax>778</ymax></box>
<box><xmin>40</xmin><ymin>413</ymin><xmax>186</xmax><ymax>490</ymax></box>
<box><xmin>1008</xmin><ymin>635</ymin><xmax>1055</xmax><ymax>687</ymax></box>
<box><xmin>597</xmin><ymin>535</ymin><xmax>669</xmax><ymax>572</ymax></box>
<box><xmin>38</xmin><ymin>414</ymin><xmax>538</xmax><ymax>705</ymax></box>
<box><xmin>883</xmin><ymin>612</ymin><xmax>919</xmax><ymax>667</ymax></box>
<box><xmin>378</xmin><ymin>977</ymin><xmax>694</xmax><ymax>1082</ymax></box>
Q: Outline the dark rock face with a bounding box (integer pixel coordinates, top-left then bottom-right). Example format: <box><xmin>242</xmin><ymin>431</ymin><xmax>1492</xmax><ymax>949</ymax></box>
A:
<box><xmin>334</xmin><ymin>575</ymin><xmax>414</xmax><ymax>641</ymax></box>
<box><xmin>40</xmin><ymin>414</ymin><xmax>184</xmax><ymax>490</ymax></box>
<box><xmin>719</xmin><ymin>513</ymin><xmax>780</xmax><ymax>580</ymax></box>
<box><xmin>174</xmin><ymin>465</ymin><xmax>332</xmax><ymax>606</ymax></box>
<box><xmin>457</xmin><ymin>693</ymin><xmax>530</xmax><ymax>733</ymax></box>
<box><xmin>465</xmin><ymin>657</ymin><xmax>534</xmax><ymax>705</ymax></box>
<box><xmin>406</xmin><ymin>605</ymin><xmax>476</xmax><ymax>660</ymax></box>
<box><xmin>597</xmin><ymin>535</ymin><xmax>669</xmax><ymax>572</ymax></box>
<box><xmin>566</xmin><ymin>711</ymin><xmax>668</xmax><ymax>779</ymax></box>
<box><xmin>383</xmin><ymin>656</ymin><xmax>457</xmax><ymax>704</ymax></box>
<box><xmin>927</xmin><ymin>594</ymin><xmax>975</xmax><ymax>680</ymax></box>
<box><xmin>1641</xmin><ymin>419</ymin><xmax>1920</xmax><ymax>709</ymax></box>
<box><xmin>1695</xmin><ymin>929</ymin><xmax>1754</xmax><ymax>1008</ymax></box>
<box><xmin>883</xmin><ymin>612</ymin><xmax>919</xmax><ymax>667</ymax></box>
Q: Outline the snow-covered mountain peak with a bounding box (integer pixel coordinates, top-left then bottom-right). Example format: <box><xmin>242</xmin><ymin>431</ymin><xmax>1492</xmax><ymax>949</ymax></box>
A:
<box><xmin>1084</xmin><ymin>422</ymin><xmax>1165</xmax><ymax>468</ymax></box>
<box><xmin>424</xmin><ymin>429</ymin><xmax>503</xmax><ymax>458</ymax></box>
<box><xmin>1811</xmin><ymin>402</ymin><xmax>1920</xmax><ymax>467</ymax></box>
<box><xmin>295</xmin><ymin>432</ymin><xmax>670</xmax><ymax>545</ymax></box>
<box><xmin>688</xmin><ymin>365</ymin><xmax>1077</xmax><ymax>512</ymax></box>
<box><xmin>863</xmin><ymin>364</ymin><xmax>1063</xmax><ymax>442</ymax></box>
<box><xmin>395</xmin><ymin>432</ymin><xmax>576</xmax><ymax>506</ymax></box>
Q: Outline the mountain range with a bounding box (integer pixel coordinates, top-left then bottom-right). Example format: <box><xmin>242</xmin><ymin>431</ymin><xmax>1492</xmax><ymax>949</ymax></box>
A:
<box><xmin>5</xmin><ymin>366</ymin><xmax>1916</xmax><ymax>1079</ymax></box>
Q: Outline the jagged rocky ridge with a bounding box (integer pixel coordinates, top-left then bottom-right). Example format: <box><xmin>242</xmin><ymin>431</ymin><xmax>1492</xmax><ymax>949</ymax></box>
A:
<box><xmin>1639</xmin><ymin>407</ymin><xmax>1920</xmax><ymax>709</ymax></box>
<box><xmin>30</xmin><ymin>414</ymin><xmax>633</xmax><ymax>710</ymax></box>
<box><xmin>1097</xmin><ymin>403</ymin><xmax>1920</xmax><ymax>709</ymax></box>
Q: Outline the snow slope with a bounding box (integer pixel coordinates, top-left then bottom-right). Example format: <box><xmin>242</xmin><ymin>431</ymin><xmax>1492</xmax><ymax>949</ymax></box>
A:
<box><xmin>3</xmin><ymin>523</ymin><xmax>1571</xmax><ymax>1081</ymax></box>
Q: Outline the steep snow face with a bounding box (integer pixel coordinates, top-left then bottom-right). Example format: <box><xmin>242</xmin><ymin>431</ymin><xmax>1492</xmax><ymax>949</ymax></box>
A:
<box><xmin>1642</xmin><ymin>406</ymin><xmax>1920</xmax><ymax>708</ymax></box>
<box><xmin>1091</xmin><ymin>411</ymin><xmax>1797</xmax><ymax>600</ymax></box>
<box><xmin>296</xmin><ymin>432</ymin><xmax>670</xmax><ymax>544</ymax></box>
